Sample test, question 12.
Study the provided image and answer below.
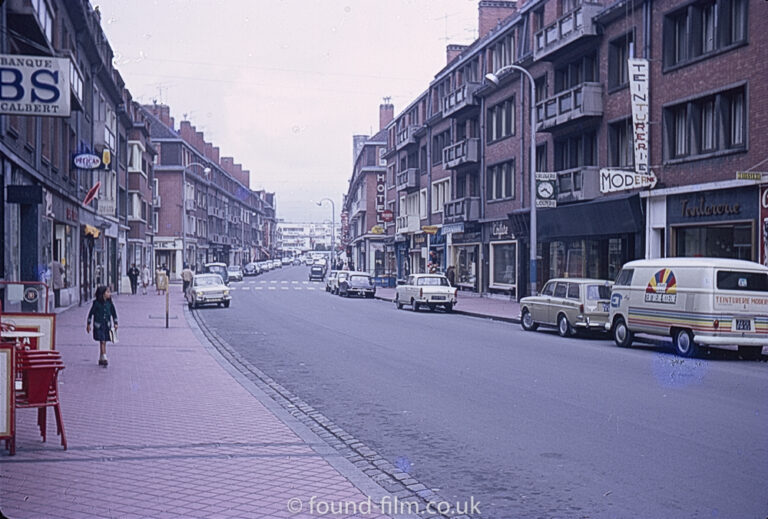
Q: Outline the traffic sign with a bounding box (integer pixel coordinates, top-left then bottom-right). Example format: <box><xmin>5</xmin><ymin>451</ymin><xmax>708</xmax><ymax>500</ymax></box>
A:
<box><xmin>599</xmin><ymin>169</ymin><xmax>657</xmax><ymax>194</ymax></box>
<box><xmin>381</xmin><ymin>209</ymin><xmax>394</xmax><ymax>222</ymax></box>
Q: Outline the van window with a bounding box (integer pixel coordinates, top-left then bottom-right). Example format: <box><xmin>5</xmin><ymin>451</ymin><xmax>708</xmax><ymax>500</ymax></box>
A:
<box><xmin>567</xmin><ymin>283</ymin><xmax>580</xmax><ymax>299</ymax></box>
<box><xmin>587</xmin><ymin>285</ymin><xmax>612</xmax><ymax>300</ymax></box>
<box><xmin>716</xmin><ymin>271</ymin><xmax>768</xmax><ymax>292</ymax></box>
<box><xmin>554</xmin><ymin>283</ymin><xmax>568</xmax><ymax>298</ymax></box>
<box><xmin>542</xmin><ymin>282</ymin><xmax>555</xmax><ymax>296</ymax></box>
<box><xmin>615</xmin><ymin>268</ymin><xmax>634</xmax><ymax>286</ymax></box>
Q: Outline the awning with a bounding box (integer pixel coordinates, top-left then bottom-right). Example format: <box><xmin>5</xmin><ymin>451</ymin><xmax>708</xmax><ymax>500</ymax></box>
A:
<box><xmin>83</xmin><ymin>224</ymin><xmax>100</xmax><ymax>238</ymax></box>
<box><xmin>509</xmin><ymin>193</ymin><xmax>644</xmax><ymax>241</ymax></box>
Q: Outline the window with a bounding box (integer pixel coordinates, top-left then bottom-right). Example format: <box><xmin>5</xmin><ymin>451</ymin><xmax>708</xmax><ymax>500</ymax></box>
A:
<box><xmin>664</xmin><ymin>86</ymin><xmax>746</xmax><ymax>161</ymax></box>
<box><xmin>609</xmin><ymin>119</ymin><xmax>634</xmax><ymax>168</ymax></box>
<box><xmin>490</xmin><ymin>242</ymin><xmax>517</xmax><ymax>288</ymax></box>
<box><xmin>567</xmin><ymin>283</ymin><xmax>580</xmax><ymax>300</ymax></box>
<box><xmin>486</xmin><ymin>160</ymin><xmax>514</xmax><ymax>201</ymax></box>
<box><xmin>487</xmin><ymin>98</ymin><xmax>515</xmax><ymax>142</ymax></box>
<box><xmin>432</xmin><ymin>130</ymin><xmax>450</xmax><ymax>165</ymax></box>
<box><xmin>419</xmin><ymin>189</ymin><xmax>427</xmax><ymax>219</ymax></box>
<box><xmin>716</xmin><ymin>271</ymin><xmax>768</xmax><ymax>292</ymax></box>
<box><xmin>536</xmin><ymin>144</ymin><xmax>547</xmax><ymax>172</ymax></box>
<box><xmin>542</xmin><ymin>282</ymin><xmax>555</xmax><ymax>296</ymax></box>
<box><xmin>554</xmin><ymin>283</ymin><xmax>568</xmax><ymax>298</ymax></box>
<box><xmin>432</xmin><ymin>179</ymin><xmax>450</xmax><ymax>213</ymax></box>
<box><xmin>663</xmin><ymin>0</ymin><xmax>748</xmax><ymax>68</ymax></box>
<box><xmin>608</xmin><ymin>33</ymin><xmax>634</xmax><ymax>89</ymax></box>
<box><xmin>615</xmin><ymin>268</ymin><xmax>634</xmax><ymax>286</ymax></box>
<box><xmin>554</xmin><ymin>131</ymin><xmax>596</xmax><ymax>170</ymax></box>
<box><xmin>490</xmin><ymin>32</ymin><xmax>515</xmax><ymax>72</ymax></box>
<box><xmin>554</xmin><ymin>52</ymin><xmax>597</xmax><ymax>93</ymax></box>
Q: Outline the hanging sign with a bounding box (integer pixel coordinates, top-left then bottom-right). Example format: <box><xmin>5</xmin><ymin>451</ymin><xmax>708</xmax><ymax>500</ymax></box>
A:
<box><xmin>82</xmin><ymin>181</ymin><xmax>101</xmax><ymax>206</ymax></box>
<box><xmin>628</xmin><ymin>58</ymin><xmax>650</xmax><ymax>175</ymax></box>
<box><xmin>0</xmin><ymin>54</ymin><xmax>71</xmax><ymax>116</ymax></box>
<box><xmin>600</xmin><ymin>168</ymin><xmax>658</xmax><ymax>193</ymax></box>
<box><xmin>535</xmin><ymin>172</ymin><xmax>557</xmax><ymax>208</ymax></box>
<box><xmin>73</xmin><ymin>153</ymin><xmax>102</xmax><ymax>169</ymax></box>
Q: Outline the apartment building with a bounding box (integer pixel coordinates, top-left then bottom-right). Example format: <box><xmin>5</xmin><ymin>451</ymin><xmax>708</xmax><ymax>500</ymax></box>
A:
<box><xmin>377</xmin><ymin>0</ymin><xmax>765</xmax><ymax>298</ymax></box>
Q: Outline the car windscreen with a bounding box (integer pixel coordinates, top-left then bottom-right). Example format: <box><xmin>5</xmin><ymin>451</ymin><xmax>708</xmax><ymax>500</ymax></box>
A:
<box><xmin>716</xmin><ymin>271</ymin><xmax>768</xmax><ymax>292</ymax></box>
<box><xmin>349</xmin><ymin>276</ymin><xmax>372</xmax><ymax>286</ymax></box>
<box><xmin>227</xmin><ymin>267</ymin><xmax>239</xmax><ymax>272</ymax></box>
<box><xmin>416</xmin><ymin>277</ymin><xmax>449</xmax><ymax>286</ymax></box>
<box><xmin>586</xmin><ymin>285</ymin><xmax>612</xmax><ymax>300</ymax></box>
<box><xmin>194</xmin><ymin>276</ymin><xmax>222</xmax><ymax>286</ymax></box>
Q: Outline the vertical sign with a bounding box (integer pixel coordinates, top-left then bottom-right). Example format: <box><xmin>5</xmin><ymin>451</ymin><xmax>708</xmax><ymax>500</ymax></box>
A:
<box><xmin>375</xmin><ymin>172</ymin><xmax>386</xmax><ymax>224</ymax></box>
<box><xmin>628</xmin><ymin>58</ymin><xmax>650</xmax><ymax>174</ymax></box>
<box><xmin>761</xmin><ymin>185</ymin><xmax>768</xmax><ymax>267</ymax></box>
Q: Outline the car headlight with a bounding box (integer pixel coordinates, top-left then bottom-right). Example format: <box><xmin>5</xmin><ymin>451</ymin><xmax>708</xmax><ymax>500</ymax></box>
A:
<box><xmin>196</xmin><ymin>291</ymin><xmax>204</xmax><ymax>297</ymax></box>
<box><xmin>223</xmin><ymin>290</ymin><xmax>230</xmax><ymax>296</ymax></box>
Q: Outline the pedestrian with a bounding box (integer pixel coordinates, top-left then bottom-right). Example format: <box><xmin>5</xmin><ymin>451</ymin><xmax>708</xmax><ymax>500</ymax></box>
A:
<box><xmin>51</xmin><ymin>259</ymin><xmax>65</xmax><ymax>306</ymax></box>
<box><xmin>446</xmin><ymin>266</ymin><xmax>456</xmax><ymax>286</ymax></box>
<box><xmin>156</xmin><ymin>265</ymin><xmax>168</xmax><ymax>295</ymax></box>
<box><xmin>181</xmin><ymin>263</ymin><xmax>194</xmax><ymax>295</ymax></box>
<box><xmin>127</xmin><ymin>263</ymin><xmax>140</xmax><ymax>295</ymax></box>
<box><xmin>86</xmin><ymin>285</ymin><xmax>118</xmax><ymax>367</ymax></box>
<box><xmin>141</xmin><ymin>264</ymin><xmax>151</xmax><ymax>295</ymax></box>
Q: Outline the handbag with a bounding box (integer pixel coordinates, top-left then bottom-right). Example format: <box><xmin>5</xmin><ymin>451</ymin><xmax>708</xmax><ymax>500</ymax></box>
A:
<box><xmin>110</xmin><ymin>328</ymin><xmax>119</xmax><ymax>343</ymax></box>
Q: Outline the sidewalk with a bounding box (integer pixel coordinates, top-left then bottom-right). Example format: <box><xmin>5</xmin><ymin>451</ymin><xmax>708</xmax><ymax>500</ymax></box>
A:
<box><xmin>2</xmin><ymin>290</ymin><xmax>392</xmax><ymax>519</ymax></box>
<box><xmin>375</xmin><ymin>288</ymin><xmax>521</xmax><ymax>323</ymax></box>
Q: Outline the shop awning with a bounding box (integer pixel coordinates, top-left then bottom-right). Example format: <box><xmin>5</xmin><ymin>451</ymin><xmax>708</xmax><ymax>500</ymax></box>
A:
<box><xmin>83</xmin><ymin>224</ymin><xmax>100</xmax><ymax>238</ymax></box>
<box><xmin>509</xmin><ymin>193</ymin><xmax>644</xmax><ymax>241</ymax></box>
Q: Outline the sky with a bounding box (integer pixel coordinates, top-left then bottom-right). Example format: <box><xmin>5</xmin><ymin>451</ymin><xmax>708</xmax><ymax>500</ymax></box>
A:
<box><xmin>97</xmin><ymin>0</ymin><xmax>479</xmax><ymax>222</ymax></box>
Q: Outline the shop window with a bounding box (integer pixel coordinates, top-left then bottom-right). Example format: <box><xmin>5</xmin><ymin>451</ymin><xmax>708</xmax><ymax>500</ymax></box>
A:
<box><xmin>491</xmin><ymin>242</ymin><xmax>517</xmax><ymax>288</ymax></box>
<box><xmin>674</xmin><ymin>223</ymin><xmax>753</xmax><ymax>260</ymax></box>
<box><xmin>455</xmin><ymin>246</ymin><xmax>478</xmax><ymax>287</ymax></box>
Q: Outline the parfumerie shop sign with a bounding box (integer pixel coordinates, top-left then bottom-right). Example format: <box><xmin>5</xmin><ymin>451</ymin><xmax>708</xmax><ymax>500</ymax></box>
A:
<box><xmin>0</xmin><ymin>54</ymin><xmax>71</xmax><ymax>116</ymax></box>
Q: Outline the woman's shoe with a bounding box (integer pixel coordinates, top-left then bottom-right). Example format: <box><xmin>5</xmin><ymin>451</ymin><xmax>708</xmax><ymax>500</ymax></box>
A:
<box><xmin>99</xmin><ymin>354</ymin><xmax>107</xmax><ymax>366</ymax></box>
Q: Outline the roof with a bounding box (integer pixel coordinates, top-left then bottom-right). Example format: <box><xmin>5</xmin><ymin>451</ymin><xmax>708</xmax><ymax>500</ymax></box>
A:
<box><xmin>622</xmin><ymin>258</ymin><xmax>768</xmax><ymax>271</ymax></box>
<box><xmin>141</xmin><ymin>108</ymin><xmax>180</xmax><ymax>140</ymax></box>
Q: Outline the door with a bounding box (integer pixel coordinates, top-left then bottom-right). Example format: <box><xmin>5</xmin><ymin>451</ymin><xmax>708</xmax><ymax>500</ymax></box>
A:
<box><xmin>548</xmin><ymin>282</ymin><xmax>569</xmax><ymax>324</ymax></box>
<box><xmin>531</xmin><ymin>281</ymin><xmax>555</xmax><ymax>323</ymax></box>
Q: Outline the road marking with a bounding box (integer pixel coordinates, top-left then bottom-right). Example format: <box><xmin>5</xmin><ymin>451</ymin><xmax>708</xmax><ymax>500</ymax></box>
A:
<box><xmin>281</xmin><ymin>280</ymin><xmax>289</xmax><ymax>284</ymax></box>
<box><xmin>254</xmin><ymin>287</ymin><xmax>263</xmax><ymax>290</ymax></box>
<box><xmin>281</xmin><ymin>287</ymin><xmax>289</xmax><ymax>290</ymax></box>
<box><xmin>259</xmin><ymin>281</ymin><xmax>267</xmax><ymax>284</ymax></box>
<box><xmin>293</xmin><ymin>287</ymin><xmax>302</xmax><ymax>290</ymax></box>
<box><xmin>302</xmin><ymin>281</ymin><xmax>309</xmax><ymax>284</ymax></box>
<box><xmin>291</xmin><ymin>281</ymin><xmax>298</xmax><ymax>284</ymax></box>
<box><xmin>268</xmin><ymin>287</ymin><xmax>276</xmax><ymax>290</ymax></box>
<box><xmin>306</xmin><ymin>287</ymin><xmax>316</xmax><ymax>290</ymax></box>
<box><xmin>270</xmin><ymin>281</ymin><xmax>277</xmax><ymax>283</ymax></box>
<box><xmin>241</xmin><ymin>287</ymin><xmax>250</xmax><ymax>290</ymax></box>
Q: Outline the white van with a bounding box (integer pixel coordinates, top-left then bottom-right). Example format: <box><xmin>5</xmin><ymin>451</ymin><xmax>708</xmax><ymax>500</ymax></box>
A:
<box><xmin>608</xmin><ymin>258</ymin><xmax>768</xmax><ymax>358</ymax></box>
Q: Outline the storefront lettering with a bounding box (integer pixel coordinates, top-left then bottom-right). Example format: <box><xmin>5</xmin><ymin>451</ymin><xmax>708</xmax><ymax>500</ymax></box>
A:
<box><xmin>376</xmin><ymin>172</ymin><xmax>386</xmax><ymax>224</ymax></box>
<box><xmin>680</xmin><ymin>197</ymin><xmax>740</xmax><ymax>218</ymax></box>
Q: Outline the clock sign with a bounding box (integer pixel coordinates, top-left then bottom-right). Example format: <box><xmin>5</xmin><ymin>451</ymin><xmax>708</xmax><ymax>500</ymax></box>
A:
<box><xmin>535</xmin><ymin>172</ymin><xmax>557</xmax><ymax>208</ymax></box>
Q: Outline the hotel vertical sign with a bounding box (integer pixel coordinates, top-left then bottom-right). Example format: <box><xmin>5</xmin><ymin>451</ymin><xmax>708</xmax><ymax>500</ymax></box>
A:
<box><xmin>628</xmin><ymin>58</ymin><xmax>650</xmax><ymax>175</ymax></box>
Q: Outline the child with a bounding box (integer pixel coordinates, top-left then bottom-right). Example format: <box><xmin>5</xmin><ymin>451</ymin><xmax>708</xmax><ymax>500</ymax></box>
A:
<box><xmin>86</xmin><ymin>285</ymin><xmax>118</xmax><ymax>367</ymax></box>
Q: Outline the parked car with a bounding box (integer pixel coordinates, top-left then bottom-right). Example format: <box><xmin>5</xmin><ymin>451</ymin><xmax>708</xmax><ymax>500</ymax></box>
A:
<box><xmin>293</xmin><ymin>258</ymin><xmax>302</xmax><ymax>266</ymax></box>
<box><xmin>308</xmin><ymin>264</ymin><xmax>325</xmax><ymax>281</ymax></box>
<box><xmin>204</xmin><ymin>262</ymin><xmax>229</xmax><ymax>284</ymax></box>
<box><xmin>282</xmin><ymin>257</ymin><xmax>292</xmax><ymax>265</ymax></box>
<box><xmin>273</xmin><ymin>259</ymin><xmax>282</xmax><ymax>269</ymax></box>
<box><xmin>519</xmin><ymin>278</ymin><xmax>613</xmax><ymax>337</ymax></box>
<box><xmin>227</xmin><ymin>265</ymin><xmax>244</xmax><ymax>282</ymax></box>
<box><xmin>395</xmin><ymin>274</ymin><xmax>457</xmax><ymax>312</ymax></box>
<box><xmin>331</xmin><ymin>271</ymin><xmax>350</xmax><ymax>294</ymax></box>
<box><xmin>187</xmin><ymin>273</ymin><xmax>231</xmax><ymax>309</ymax></box>
<box><xmin>325</xmin><ymin>270</ymin><xmax>340</xmax><ymax>292</ymax></box>
<box><xmin>244</xmin><ymin>262</ymin><xmax>260</xmax><ymax>276</ymax></box>
<box><xmin>339</xmin><ymin>273</ymin><xmax>376</xmax><ymax>298</ymax></box>
<box><xmin>608</xmin><ymin>257</ymin><xmax>768</xmax><ymax>358</ymax></box>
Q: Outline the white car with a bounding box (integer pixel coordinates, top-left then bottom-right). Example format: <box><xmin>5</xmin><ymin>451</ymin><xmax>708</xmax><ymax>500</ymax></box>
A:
<box><xmin>395</xmin><ymin>274</ymin><xmax>457</xmax><ymax>312</ymax></box>
<box><xmin>187</xmin><ymin>274</ymin><xmax>231</xmax><ymax>309</ymax></box>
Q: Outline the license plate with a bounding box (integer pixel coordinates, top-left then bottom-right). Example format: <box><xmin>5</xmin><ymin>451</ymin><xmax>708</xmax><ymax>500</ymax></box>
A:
<box><xmin>432</xmin><ymin>296</ymin><xmax>446</xmax><ymax>301</ymax></box>
<box><xmin>734</xmin><ymin>319</ymin><xmax>752</xmax><ymax>331</ymax></box>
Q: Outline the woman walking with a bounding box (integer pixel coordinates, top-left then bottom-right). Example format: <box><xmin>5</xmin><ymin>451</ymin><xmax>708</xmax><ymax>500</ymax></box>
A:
<box><xmin>86</xmin><ymin>286</ymin><xmax>118</xmax><ymax>367</ymax></box>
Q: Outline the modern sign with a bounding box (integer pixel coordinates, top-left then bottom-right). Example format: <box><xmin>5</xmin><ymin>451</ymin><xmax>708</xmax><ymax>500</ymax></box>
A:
<box><xmin>0</xmin><ymin>54</ymin><xmax>71</xmax><ymax>116</ymax></box>
<box><xmin>600</xmin><ymin>168</ymin><xmax>658</xmax><ymax>193</ymax></box>
<box><xmin>628</xmin><ymin>58</ymin><xmax>650</xmax><ymax>175</ymax></box>
<box><xmin>73</xmin><ymin>153</ymin><xmax>102</xmax><ymax>169</ymax></box>
<box><xmin>535</xmin><ymin>172</ymin><xmax>557</xmax><ymax>208</ymax></box>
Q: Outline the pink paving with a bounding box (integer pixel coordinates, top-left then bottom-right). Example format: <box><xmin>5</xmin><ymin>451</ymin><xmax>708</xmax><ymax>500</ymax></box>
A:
<box><xmin>1</xmin><ymin>290</ymin><xmax>391</xmax><ymax>519</ymax></box>
<box><xmin>375</xmin><ymin>287</ymin><xmax>521</xmax><ymax>323</ymax></box>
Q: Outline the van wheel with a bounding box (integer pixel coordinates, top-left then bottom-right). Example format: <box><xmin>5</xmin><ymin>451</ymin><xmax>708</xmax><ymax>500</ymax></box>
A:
<box><xmin>613</xmin><ymin>317</ymin><xmax>633</xmax><ymax>348</ymax></box>
<box><xmin>444</xmin><ymin>303</ymin><xmax>453</xmax><ymax>313</ymax></box>
<box><xmin>521</xmin><ymin>309</ymin><xmax>538</xmax><ymax>331</ymax></box>
<box><xmin>673</xmin><ymin>328</ymin><xmax>699</xmax><ymax>357</ymax></box>
<box><xmin>557</xmin><ymin>314</ymin><xmax>573</xmax><ymax>337</ymax></box>
<box><xmin>738</xmin><ymin>346</ymin><xmax>763</xmax><ymax>360</ymax></box>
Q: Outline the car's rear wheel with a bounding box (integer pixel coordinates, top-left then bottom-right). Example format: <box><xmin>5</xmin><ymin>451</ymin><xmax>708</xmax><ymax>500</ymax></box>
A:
<box><xmin>673</xmin><ymin>328</ymin><xmax>698</xmax><ymax>357</ymax></box>
<box><xmin>613</xmin><ymin>317</ymin><xmax>633</xmax><ymax>348</ymax></box>
<box><xmin>558</xmin><ymin>314</ymin><xmax>573</xmax><ymax>337</ymax></box>
<box><xmin>444</xmin><ymin>303</ymin><xmax>453</xmax><ymax>313</ymax></box>
<box><xmin>428</xmin><ymin>304</ymin><xmax>436</xmax><ymax>311</ymax></box>
<box><xmin>411</xmin><ymin>299</ymin><xmax>419</xmax><ymax>312</ymax></box>
<box><xmin>521</xmin><ymin>308</ymin><xmax>538</xmax><ymax>331</ymax></box>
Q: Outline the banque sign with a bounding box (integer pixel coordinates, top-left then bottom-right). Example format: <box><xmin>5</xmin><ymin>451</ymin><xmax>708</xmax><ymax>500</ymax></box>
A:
<box><xmin>0</xmin><ymin>54</ymin><xmax>71</xmax><ymax>117</ymax></box>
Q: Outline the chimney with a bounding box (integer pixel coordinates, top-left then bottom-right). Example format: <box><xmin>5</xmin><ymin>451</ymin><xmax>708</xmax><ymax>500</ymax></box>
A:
<box><xmin>379</xmin><ymin>97</ymin><xmax>394</xmax><ymax>131</ymax></box>
<box><xmin>179</xmin><ymin>120</ymin><xmax>195</xmax><ymax>144</ymax></box>
<box><xmin>478</xmin><ymin>1</ymin><xmax>517</xmax><ymax>39</ymax></box>
<box><xmin>447</xmin><ymin>44</ymin><xmax>468</xmax><ymax>65</ymax></box>
<box><xmin>212</xmin><ymin>146</ymin><xmax>221</xmax><ymax>164</ymax></box>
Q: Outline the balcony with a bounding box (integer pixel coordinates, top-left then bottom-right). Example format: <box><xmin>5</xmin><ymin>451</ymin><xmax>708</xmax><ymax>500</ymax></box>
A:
<box><xmin>351</xmin><ymin>197</ymin><xmax>367</xmax><ymax>217</ymax></box>
<box><xmin>555</xmin><ymin>166</ymin><xmax>600</xmax><ymax>203</ymax></box>
<box><xmin>534</xmin><ymin>2</ymin><xmax>602</xmax><ymax>61</ymax></box>
<box><xmin>185</xmin><ymin>199</ymin><xmax>195</xmax><ymax>211</ymax></box>
<box><xmin>7</xmin><ymin>0</ymin><xmax>54</xmax><ymax>53</ymax></box>
<box><xmin>535</xmin><ymin>82</ymin><xmax>603</xmax><ymax>132</ymax></box>
<box><xmin>396</xmin><ymin>168</ymin><xmax>419</xmax><ymax>191</ymax></box>
<box><xmin>443</xmin><ymin>138</ymin><xmax>479</xmax><ymax>169</ymax></box>
<box><xmin>207</xmin><ymin>205</ymin><xmax>216</xmax><ymax>216</ymax></box>
<box><xmin>443</xmin><ymin>197</ymin><xmax>480</xmax><ymax>224</ymax></box>
<box><xmin>396</xmin><ymin>215</ymin><xmax>420</xmax><ymax>234</ymax></box>
<box><xmin>396</xmin><ymin>125</ymin><xmax>419</xmax><ymax>150</ymax></box>
<box><xmin>442</xmin><ymin>82</ymin><xmax>481</xmax><ymax>118</ymax></box>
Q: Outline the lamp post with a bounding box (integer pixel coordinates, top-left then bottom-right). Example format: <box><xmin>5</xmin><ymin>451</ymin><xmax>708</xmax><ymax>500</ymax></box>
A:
<box><xmin>181</xmin><ymin>162</ymin><xmax>211</xmax><ymax>270</ymax></box>
<box><xmin>316</xmin><ymin>198</ymin><xmax>335</xmax><ymax>265</ymax></box>
<box><xmin>485</xmin><ymin>65</ymin><xmax>538</xmax><ymax>296</ymax></box>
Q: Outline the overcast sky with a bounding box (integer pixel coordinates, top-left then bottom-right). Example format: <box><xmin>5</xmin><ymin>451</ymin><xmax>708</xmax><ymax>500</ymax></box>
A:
<box><xmin>97</xmin><ymin>0</ymin><xmax>479</xmax><ymax>222</ymax></box>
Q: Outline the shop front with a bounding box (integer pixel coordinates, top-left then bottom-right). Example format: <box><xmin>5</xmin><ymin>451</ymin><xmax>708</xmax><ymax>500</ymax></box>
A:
<box><xmin>447</xmin><ymin>222</ymin><xmax>482</xmax><ymax>291</ymax></box>
<box><xmin>667</xmin><ymin>186</ymin><xmax>759</xmax><ymax>261</ymax></box>
<box><xmin>483</xmin><ymin>220</ymin><xmax>518</xmax><ymax>296</ymax></box>
<box><xmin>530</xmin><ymin>193</ymin><xmax>644</xmax><ymax>289</ymax></box>
<box><xmin>49</xmin><ymin>193</ymin><xmax>79</xmax><ymax>307</ymax></box>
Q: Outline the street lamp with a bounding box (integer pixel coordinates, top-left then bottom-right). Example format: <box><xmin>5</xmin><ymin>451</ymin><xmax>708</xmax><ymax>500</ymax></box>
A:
<box><xmin>316</xmin><ymin>198</ymin><xmax>335</xmax><ymax>264</ymax></box>
<box><xmin>182</xmin><ymin>162</ymin><xmax>211</xmax><ymax>269</ymax></box>
<box><xmin>485</xmin><ymin>65</ymin><xmax>538</xmax><ymax>296</ymax></box>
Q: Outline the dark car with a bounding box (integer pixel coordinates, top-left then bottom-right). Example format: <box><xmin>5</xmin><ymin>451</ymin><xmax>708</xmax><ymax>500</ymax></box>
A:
<box><xmin>308</xmin><ymin>265</ymin><xmax>325</xmax><ymax>281</ymax></box>
<box><xmin>339</xmin><ymin>273</ymin><xmax>376</xmax><ymax>298</ymax></box>
<box><xmin>204</xmin><ymin>262</ymin><xmax>229</xmax><ymax>284</ymax></box>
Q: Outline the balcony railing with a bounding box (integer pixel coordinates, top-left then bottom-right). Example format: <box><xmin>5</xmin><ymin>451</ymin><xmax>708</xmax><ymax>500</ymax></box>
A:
<box><xmin>555</xmin><ymin>166</ymin><xmax>600</xmax><ymax>202</ymax></box>
<box><xmin>351</xmin><ymin>197</ymin><xmax>367</xmax><ymax>217</ymax></box>
<box><xmin>443</xmin><ymin>197</ymin><xmax>480</xmax><ymax>224</ymax></box>
<box><xmin>396</xmin><ymin>215</ymin><xmax>420</xmax><ymax>234</ymax></box>
<box><xmin>396</xmin><ymin>168</ymin><xmax>419</xmax><ymax>191</ymax></box>
<box><xmin>7</xmin><ymin>0</ymin><xmax>53</xmax><ymax>51</ymax></box>
<box><xmin>443</xmin><ymin>138</ymin><xmax>479</xmax><ymax>169</ymax></box>
<box><xmin>535</xmin><ymin>82</ymin><xmax>603</xmax><ymax>131</ymax></box>
<box><xmin>396</xmin><ymin>125</ymin><xmax>419</xmax><ymax>150</ymax></box>
<box><xmin>533</xmin><ymin>2</ymin><xmax>602</xmax><ymax>60</ymax></box>
<box><xmin>442</xmin><ymin>82</ymin><xmax>481</xmax><ymax>117</ymax></box>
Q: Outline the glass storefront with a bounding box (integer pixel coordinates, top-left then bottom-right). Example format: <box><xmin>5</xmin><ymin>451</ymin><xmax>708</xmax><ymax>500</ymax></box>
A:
<box><xmin>544</xmin><ymin>237</ymin><xmax>630</xmax><ymax>282</ymax></box>
<box><xmin>53</xmin><ymin>223</ymin><xmax>74</xmax><ymax>289</ymax></box>
<box><xmin>490</xmin><ymin>241</ymin><xmax>517</xmax><ymax>289</ymax></box>
<box><xmin>454</xmin><ymin>244</ymin><xmax>479</xmax><ymax>287</ymax></box>
<box><xmin>673</xmin><ymin>223</ymin><xmax>753</xmax><ymax>260</ymax></box>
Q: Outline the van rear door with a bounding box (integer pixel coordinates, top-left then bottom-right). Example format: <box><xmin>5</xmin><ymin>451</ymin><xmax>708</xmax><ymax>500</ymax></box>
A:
<box><xmin>714</xmin><ymin>270</ymin><xmax>768</xmax><ymax>333</ymax></box>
